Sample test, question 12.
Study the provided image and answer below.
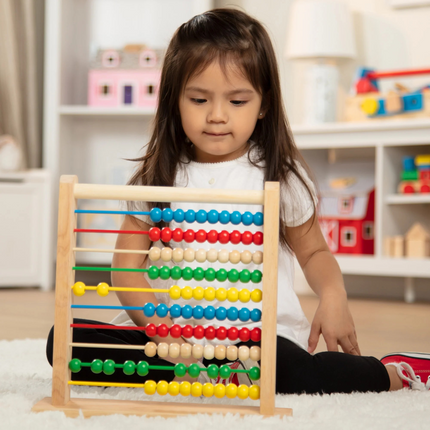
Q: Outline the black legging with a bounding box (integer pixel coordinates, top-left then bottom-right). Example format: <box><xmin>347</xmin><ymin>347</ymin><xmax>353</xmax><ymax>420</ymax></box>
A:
<box><xmin>46</xmin><ymin>319</ymin><xmax>390</xmax><ymax>394</ymax></box>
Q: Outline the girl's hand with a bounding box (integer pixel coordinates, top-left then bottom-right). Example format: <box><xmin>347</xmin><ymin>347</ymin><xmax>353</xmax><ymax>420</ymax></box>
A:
<box><xmin>308</xmin><ymin>293</ymin><xmax>361</xmax><ymax>356</ymax></box>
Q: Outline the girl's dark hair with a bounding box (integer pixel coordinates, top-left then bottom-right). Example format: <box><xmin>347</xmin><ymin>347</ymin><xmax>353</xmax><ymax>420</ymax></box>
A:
<box><xmin>128</xmin><ymin>8</ymin><xmax>316</xmax><ymax>250</ymax></box>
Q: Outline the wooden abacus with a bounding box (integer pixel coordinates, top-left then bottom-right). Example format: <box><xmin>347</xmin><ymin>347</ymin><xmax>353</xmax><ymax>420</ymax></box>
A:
<box><xmin>32</xmin><ymin>175</ymin><xmax>292</xmax><ymax>418</ymax></box>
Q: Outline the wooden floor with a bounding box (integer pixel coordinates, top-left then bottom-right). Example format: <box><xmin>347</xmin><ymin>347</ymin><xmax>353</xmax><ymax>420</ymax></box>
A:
<box><xmin>0</xmin><ymin>288</ymin><xmax>429</xmax><ymax>359</ymax></box>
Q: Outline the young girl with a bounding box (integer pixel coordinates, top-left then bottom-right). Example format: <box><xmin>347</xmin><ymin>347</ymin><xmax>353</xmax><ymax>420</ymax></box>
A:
<box><xmin>47</xmin><ymin>8</ymin><xmax>429</xmax><ymax>394</ymax></box>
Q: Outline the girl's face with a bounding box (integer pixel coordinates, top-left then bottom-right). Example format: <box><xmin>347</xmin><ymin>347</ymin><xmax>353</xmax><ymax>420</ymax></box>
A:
<box><xmin>179</xmin><ymin>60</ymin><xmax>263</xmax><ymax>163</ymax></box>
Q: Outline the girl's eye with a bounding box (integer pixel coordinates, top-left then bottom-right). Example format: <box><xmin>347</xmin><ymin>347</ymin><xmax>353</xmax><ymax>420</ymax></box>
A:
<box><xmin>191</xmin><ymin>98</ymin><xmax>206</xmax><ymax>104</ymax></box>
<box><xmin>231</xmin><ymin>100</ymin><xmax>247</xmax><ymax>106</ymax></box>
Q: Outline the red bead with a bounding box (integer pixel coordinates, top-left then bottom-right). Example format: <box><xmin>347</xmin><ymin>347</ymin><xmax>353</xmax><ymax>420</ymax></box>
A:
<box><xmin>195</xmin><ymin>230</ymin><xmax>207</xmax><ymax>243</ymax></box>
<box><xmin>172</xmin><ymin>228</ymin><xmax>184</xmax><ymax>242</ymax></box>
<box><xmin>251</xmin><ymin>327</ymin><xmax>261</xmax><ymax>342</ymax></box>
<box><xmin>148</xmin><ymin>227</ymin><xmax>160</xmax><ymax>242</ymax></box>
<box><xmin>193</xmin><ymin>325</ymin><xmax>205</xmax><ymax>339</ymax></box>
<box><xmin>170</xmin><ymin>324</ymin><xmax>182</xmax><ymax>338</ymax></box>
<box><xmin>241</xmin><ymin>231</ymin><xmax>253</xmax><ymax>245</ymax></box>
<box><xmin>253</xmin><ymin>231</ymin><xmax>264</xmax><ymax>246</ymax></box>
<box><xmin>181</xmin><ymin>325</ymin><xmax>193</xmax><ymax>338</ymax></box>
<box><xmin>207</xmin><ymin>230</ymin><xmax>218</xmax><ymax>244</ymax></box>
<box><xmin>230</xmin><ymin>230</ymin><xmax>241</xmax><ymax>244</ymax></box>
<box><xmin>204</xmin><ymin>326</ymin><xmax>216</xmax><ymax>340</ymax></box>
<box><xmin>160</xmin><ymin>227</ymin><xmax>172</xmax><ymax>242</ymax></box>
<box><xmin>183</xmin><ymin>229</ymin><xmax>195</xmax><ymax>243</ymax></box>
<box><xmin>404</xmin><ymin>185</ymin><xmax>414</xmax><ymax>194</ymax></box>
<box><xmin>421</xmin><ymin>184</ymin><xmax>430</xmax><ymax>193</ymax></box>
<box><xmin>145</xmin><ymin>323</ymin><xmax>157</xmax><ymax>337</ymax></box>
<box><xmin>238</xmin><ymin>327</ymin><xmax>250</xmax><ymax>342</ymax></box>
<box><xmin>157</xmin><ymin>323</ymin><xmax>169</xmax><ymax>338</ymax></box>
<box><xmin>227</xmin><ymin>327</ymin><xmax>239</xmax><ymax>341</ymax></box>
<box><xmin>218</xmin><ymin>230</ymin><xmax>230</xmax><ymax>244</ymax></box>
<box><xmin>216</xmin><ymin>326</ymin><xmax>227</xmax><ymax>340</ymax></box>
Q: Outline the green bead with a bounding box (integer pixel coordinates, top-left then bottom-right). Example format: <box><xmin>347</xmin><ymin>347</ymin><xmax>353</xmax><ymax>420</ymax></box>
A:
<box><xmin>160</xmin><ymin>266</ymin><xmax>171</xmax><ymax>280</ymax></box>
<box><xmin>170</xmin><ymin>266</ymin><xmax>182</xmax><ymax>280</ymax></box>
<box><xmin>103</xmin><ymin>359</ymin><xmax>116</xmax><ymax>375</ymax></box>
<box><xmin>182</xmin><ymin>267</ymin><xmax>193</xmax><ymax>281</ymax></box>
<box><xmin>188</xmin><ymin>363</ymin><xmax>201</xmax><ymax>378</ymax></box>
<box><xmin>193</xmin><ymin>267</ymin><xmax>205</xmax><ymax>281</ymax></box>
<box><xmin>90</xmin><ymin>359</ymin><xmax>103</xmax><ymax>374</ymax></box>
<box><xmin>219</xmin><ymin>365</ymin><xmax>232</xmax><ymax>379</ymax></box>
<box><xmin>148</xmin><ymin>266</ymin><xmax>159</xmax><ymax>280</ymax></box>
<box><xmin>174</xmin><ymin>363</ymin><xmax>187</xmax><ymax>378</ymax></box>
<box><xmin>204</xmin><ymin>268</ymin><xmax>216</xmax><ymax>282</ymax></box>
<box><xmin>227</xmin><ymin>269</ymin><xmax>239</xmax><ymax>283</ymax></box>
<box><xmin>136</xmin><ymin>361</ymin><xmax>149</xmax><ymax>376</ymax></box>
<box><xmin>216</xmin><ymin>268</ymin><xmax>228</xmax><ymax>282</ymax></box>
<box><xmin>207</xmin><ymin>364</ymin><xmax>219</xmax><ymax>379</ymax></box>
<box><xmin>239</xmin><ymin>269</ymin><xmax>251</xmax><ymax>283</ymax></box>
<box><xmin>69</xmin><ymin>358</ymin><xmax>81</xmax><ymax>373</ymax></box>
<box><xmin>123</xmin><ymin>360</ymin><xmax>136</xmax><ymax>376</ymax></box>
<box><xmin>251</xmin><ymin>270</ymin><xmax>262</xmax><ymax>283</ymax></box>
<box><xmin>249</xmin><ymin>366</ymin><xmax>261</xmax><ymax>381</ymax></box>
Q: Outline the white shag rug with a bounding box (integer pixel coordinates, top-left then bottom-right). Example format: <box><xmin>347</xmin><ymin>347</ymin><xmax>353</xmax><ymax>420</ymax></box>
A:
<box><xmin>1</xmin><ymin>339</ymin><xmax>429</xmax><ymax>430</ymax></box>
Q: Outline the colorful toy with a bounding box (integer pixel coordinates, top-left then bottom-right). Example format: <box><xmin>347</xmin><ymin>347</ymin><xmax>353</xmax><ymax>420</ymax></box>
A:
<box><xmin>32</xmin><ymin>176</ymin><xmax>291</xmax><ymax>418</ymax></box>
<box><xmin>345</xmin><ymin>67</ymin><xmax>430</xmax><ymax>121</ymax></box>
<box><xmin>398</xmin><ymin>155</ymin><xmax>430</xmax><ymax>194</ymax></box>
<box><xmin>384</xmin><ymin>223</ymin><xmax>430</xmax><ymax>258</ymax></box>
<box><xmin>88</xmin><ymin>44</ymin><xmax>163</xmax><ymax>108</ymax></box>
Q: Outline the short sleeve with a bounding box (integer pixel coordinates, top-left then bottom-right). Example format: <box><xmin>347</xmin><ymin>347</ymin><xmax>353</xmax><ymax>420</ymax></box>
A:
<box><xmin>281</xmin><ymin>162</ymin><xmax>318</xmax><ymax>227</ymax></box>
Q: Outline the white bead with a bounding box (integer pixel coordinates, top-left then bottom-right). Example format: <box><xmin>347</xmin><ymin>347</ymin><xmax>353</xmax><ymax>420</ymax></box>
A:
<box><xmin>192</xmin><ymin>344</ymin><xmax>204</xmax><ymax>359</ymax></box>
<box><xmin>203</xmin><ymin>344</ymin><xmax>215</xmax><ymax>360</ymax></box>
<box><xmin>238</xmin><ymin>345</ymin><xmax>250</xmax><ymax>361</ymax></box>
<box><xmin>253</xmin><ymin>251</ymin><xmax>263</xmax><ymax>264</ymax></box>
<box><xmin>240</xmin><ymin>250</ymin><xmax>252</xmax><ymax>264</ymax></box>
<box><xmin>157</xmin><ymin>342</ymin><xmax>169</xmax><ymax>358</ymax></box>
<box><xmin>226</xmin><ymin>345</ymin><xmax>238</xmax><ymax>361</ymax></box>
<box><xmin>207</xmin><ymin>248</ymin><xmax>218</xmax><ymax>263</ymax></box>
<box><xmin>218</xmin><ymin>249</ymin><xmax>229</xmax><ymax>264</ymax></box>
<box><xmin>195</xmin><ymin>248</ymin><xmax>207</xmax><ymax>263</ymax></box>
<box><xmin>183</xmin><ymin>248</ymin><xmax>195</xmax><ymax>262</ymax></box>
<box><xmin>214</xmin><ymin>345</ymin><xmax>226</xmax><ymax>360</ymax></box>
<box><xmin>169</xmin><ymin>343</ymin><xmax>180</xmax><ymax>358</ymax></box>
<box><xmin>160</xmin><ymin>247</ymin><xmax>173</xmax><ymax>262</ymax></box>
<box><xmin>145</xmin><ymin>341</ymin><xmax>157</xmax><ymax>357</ymax></box>
<box><xmin>148</xmin><ymin>247</ymin><xmax>161</xmax><ymax>261</ymax></box>
<box><xmin>229</xmin><ymin>250</ymin><xmax>241</xmax><ymax>264</ymax></box>
<box><xmin>250</xmin><ymin>346</ymin><xmax>261</xmax><ymax>362</ymax></box>
<box><xmin>172</xmin><ymin>247</ymin><xmax>184</xmax><ymax>263</ymax></box>
<box><xmin>181</xmin><ymin>343</ymin><xmax>192</xmax><ymax>358</ymax></box>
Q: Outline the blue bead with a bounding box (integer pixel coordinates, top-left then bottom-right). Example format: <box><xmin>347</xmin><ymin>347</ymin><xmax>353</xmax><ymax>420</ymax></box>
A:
<box><xmin>207</xmin><ymin>210</ymin><xmax>219</xmax><ymax>224</ymax></box>
<box><xmin>219</xmin><ymin>210</ymin><xmax>230</xmax><ymax>224</ymax></box>
<box><xmin>250</xmin><ymin>308</ymin><xmax>262</xmax><ymax>322</ymax></box>
<box><xmin>196</xmin><ymin>210</ymin><xmax>207</xmax><ymax>223</ymax></box>
<box><xmin>182</xmin><ymin>304</ymin><xmax>193</xmax><ymax>319</ymax></box>
<box><xmin>253</xmin><ymin>212</ymin><xmax>264</xmax><ymax>226</ymax></box>
<box><xmin>143</xmin><ymin>302</ymin><xmax>155</xmax><ymax>317</ymax></box>
<box><xmin>170</xmin><ymin>304</ymin><xmax>182</xmax><ymax>318</ymax></box>
<box><xmin>184</xmin><ymin>209</ymin><xmax>196</xmax><ymax>223</ymax></box>
<box><xmin>204</xmin><ymin>306</ymin><xmax>216</xmax><ymax>320</ymax></box>
<box><xmin>173</xmin><ymin>209</ymin><xmax>185</xmax><ymax>223</ymax></box>
<box><xmin>215</xmin><ymin>306</ymin><xmax>227</xmax><ymax>321</ymax></box>
<box><xmin>231</xmin><ymin>211</ymin><xmax>242</xmax><ymax>225</ymax></box>
<box><xmin>162</xmin><ymin>208</ymin><xmax>174</xmax><ymax>222</ymax></box>
<box><xmin>192</xmin><ymin>305</ymin><xmax>204</xmax><ymax>319</ymax></box>
<box><xmin>156</xmin><ymin>303</ymin><xmax>169</xmax><ymax>318</ymax></box>
<box><xmin>227</xmin><ymin>307</ymin><xmax>239</xmax><ymax>321</ymax></box>
<box><xmin>149</xmin><ymin>208</ymin><xmax>162</xmax><ymax>223</ymax></box>
<box><xmin>238</xmin><ymin>308</ymin><xmax>250</xmax><ymax>322</ymax></box>
<box><xmin>241</xmin><ymin>211</ymin><xmax>253</xmax><ymax>226</ymax></box>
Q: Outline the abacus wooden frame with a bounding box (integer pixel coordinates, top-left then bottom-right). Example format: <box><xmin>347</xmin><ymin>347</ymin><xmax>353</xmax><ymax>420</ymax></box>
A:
<box><xmin>32</xmin><ymin>175</ymin><xmax>292</xmax><ymax>418</ymax></box>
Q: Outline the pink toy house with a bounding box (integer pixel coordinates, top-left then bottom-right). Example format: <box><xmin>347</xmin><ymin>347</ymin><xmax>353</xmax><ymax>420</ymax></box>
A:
<box><xmin>88</xmin><ymin>45</ymin><xmax>163</xmax><ymax>108</ymax></box>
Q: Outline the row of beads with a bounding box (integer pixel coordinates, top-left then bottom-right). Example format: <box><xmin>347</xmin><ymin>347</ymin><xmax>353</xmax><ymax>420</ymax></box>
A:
<box><xmin>148</xmin><ymin>247</ymin><xmax>263</xmax><ymax>265</ymax></box>
<box><xmin>150</xmin><ymin>208</ymin><xmax>264</xmax><ymax>227</ymax></box>
<box><xmin>148</xmin><ymin>227</ymin><xmax>263</xmax><ymax>246</ymax></box>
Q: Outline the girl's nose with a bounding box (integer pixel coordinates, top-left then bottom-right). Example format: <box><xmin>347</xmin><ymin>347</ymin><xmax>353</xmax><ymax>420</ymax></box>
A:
<box><xmin>207</xmin><ymin>103</ymin><xmax>228</xmax><ymax>123</ymax></box>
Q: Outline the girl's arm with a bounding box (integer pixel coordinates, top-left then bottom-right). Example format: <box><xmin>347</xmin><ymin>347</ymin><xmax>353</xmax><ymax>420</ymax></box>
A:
<box><xmin>286</xmin><ymin>217</ymin><xmax>361</xmax><ymax>356</ymax></box>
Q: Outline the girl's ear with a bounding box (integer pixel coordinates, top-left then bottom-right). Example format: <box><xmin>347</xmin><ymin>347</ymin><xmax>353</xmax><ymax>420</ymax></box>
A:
<box><xmin>259</xmin><ymin>93</ymin><xmax>270</xmax><ymax>119</ymax></box>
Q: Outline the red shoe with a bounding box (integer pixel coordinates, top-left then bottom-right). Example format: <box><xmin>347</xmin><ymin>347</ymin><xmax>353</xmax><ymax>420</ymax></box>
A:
<box><xmin>380</xmin><ymin>352</ymin><xmax>430</xmax><ymax>391</ymax></box>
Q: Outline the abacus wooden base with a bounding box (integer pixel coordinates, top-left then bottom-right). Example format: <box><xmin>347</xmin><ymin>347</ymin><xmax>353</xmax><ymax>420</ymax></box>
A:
<box><xmin>32</xmin><ymin>397</ymin><xmax>292</xmax><ymax>418</ymax></box>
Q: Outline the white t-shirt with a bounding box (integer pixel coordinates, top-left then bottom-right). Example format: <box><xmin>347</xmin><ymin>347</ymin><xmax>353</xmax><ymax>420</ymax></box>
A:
<box><xmin>111</xmin><ymin>151</ymin><xmax>316</xmax><ymax>350</ymax></box>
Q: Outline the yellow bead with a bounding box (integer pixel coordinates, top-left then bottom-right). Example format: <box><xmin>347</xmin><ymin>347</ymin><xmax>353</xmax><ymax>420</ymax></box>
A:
<box><xmin>214</xmin><ymin>383</ymin><xmax>226</xmax><ymax>399</ymax></box>
<box><xmin>202</xmin><ymin>383</ymin><xmax>214</xmax><ymax>398</ymax></box>
<box><xmin>193</xmin><ymin>286</ymin><xmax>204</xmax><ymax>301</ymax></box>
<box><xmin>361</xmin><ymin>97</ymin><xmax>379</xmax><ymax>115</ymax></box>
<box><xmin>237</xmin><ymin>384</ymin><xmax>249</xmax><ymax>400</ymax></box>
<box><xmin>156</xmin><ymin>380</ymin><xmax>169</xmax><ymax>396</ymax></box>
<box><xmin>238</xmin><ymin>289</ymin><xmax>251</xmax><ymax>303</ymax></box>
<box><xmin>168</xmin><ymin>381</ymin><xmax>180</xmax><ymax>396</ymax></box>
<box><xmin>181</xmin><ymin>286</ymin><xmax>193</xmax><ymax>300</ymax></box>
<box><xmin>169</xmin><ymin>285</ymin><xmax>181</xmax><ymax>300</ymax></box>
<box><xmin>249</xmin><ymin>385</ymin><xmax>260</xmax><ymax>400</ymax></box>
<box><xmin>227</xmin><ymin>287</ymin><xmax>239</xmax><ymax>302</ymax></box>
<box><xmin>72</xmin><ymin>282</ymin><xmax>86</xmax><ymax>296</ymax></box>
<box><xmin>215</xmin><ymin>287</ymin><xmax>227</xmax><ymax>301</ymax></box>
<box><xmin>144</xmin><ymin>380</ymin><xmax>157</xmax><ymax>395</ymax></box>
<box><xmin>251</xmin><ymin>289</ymin><xmax>262</xmax><ymax>302</ymax></box>
<box><xmin>191</xmin><ymin>382</ymin><xmax>203</xmax><ymax>397</ymax></box>
<box><xmin>96</xmin><ymin>282</ymin><xmax>109</xmax><ymax>297</ymax></box>
<box><xmin>204</xmin><ymin>286</ymin><xmax>216</xmax><ymax>301</ymax></box>
<box><xmin>225</xmin><ymin>383</ymin><xmax>238</xmax><ymax>399</ymax></box>
<box><xmin>179</xmin><ymin>381</ymin><xmax>191</xmax><ymax>397</ymax></box>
